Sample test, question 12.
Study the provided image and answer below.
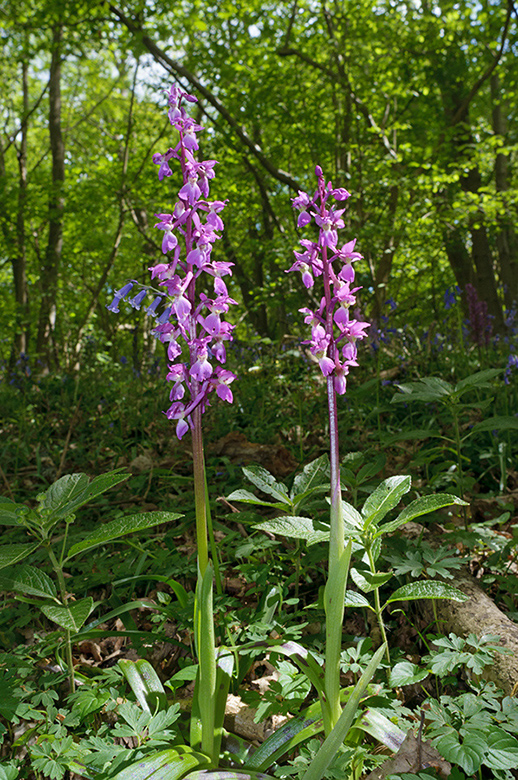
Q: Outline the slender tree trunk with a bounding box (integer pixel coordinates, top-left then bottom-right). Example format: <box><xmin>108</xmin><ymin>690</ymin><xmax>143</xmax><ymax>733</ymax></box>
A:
<box><xmin>36</xmin><ymin>23</ymin><xmax>65</xmax><ymax>367</ymax></box>
<box><xmin>12</xmin><ymin>59</ymin><xmax>30</xmax><ymax>361</ymax></box>
<box><xmin>491</xmin><ymin>73</ymin><xmax>517</xmax><ymax>309</ymax></box>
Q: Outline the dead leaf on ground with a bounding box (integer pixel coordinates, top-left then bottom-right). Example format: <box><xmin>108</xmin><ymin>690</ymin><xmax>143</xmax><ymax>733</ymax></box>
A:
<box><xmin>364</xmin><ymin>730</ymin><xmax>451</xmax><ymax>779</ymax></box>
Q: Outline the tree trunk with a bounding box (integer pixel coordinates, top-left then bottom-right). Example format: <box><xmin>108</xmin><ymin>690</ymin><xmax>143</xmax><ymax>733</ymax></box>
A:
<box><xmin>491</xmin><ymin>73</ymin><xmax>518</xmax><ymax>310</ymax></box>
<box><xmin>36</xmin><ymin>23</ymin><xmax>65</xmax><ymax>368</ymax></box>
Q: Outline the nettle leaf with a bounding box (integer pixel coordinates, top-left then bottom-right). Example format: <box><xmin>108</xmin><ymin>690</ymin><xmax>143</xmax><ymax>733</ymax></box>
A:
<box><xmin>351</xmin><ymin>568</ymin><xmax>393</xmax><ymax>593</ymax></box>
<box><xmin>253</xmin><ymin>516</ymin><xmax>317</xmax><ymax>540</ymax></box>
<box><xmin>470</xmin><ymin>416</ymin><xmax>518</xmax><ymax>434</ymax></box>
<box><xmin>392</xmin><ymin>377</ymin><xmax>453</xmax><ymax>404</ymax></box>
<box><xmin>39</xmin><ymin>469</ymin><xmax>129</xmax><ymax>524</ymax></box>
<box><xmin>344</xmin><ymin>590</ymin><xmax>373</xmax><ymax>610</ymax></box>
<box><xmin>454</xmin><ymin>368</ymin><xmax>502</xmax><ymax>395</ymax></box>
<box><xmin>388</xmin><ymin>661</ymin><xmax>429</xmax><ymax>687</ymax></box>
<box><xmin>0</xmin><ymin>564</ymin><xmax>57</xmax><ymax>599</ymax></box>
<box><xmin>41</xmin><ymin>597</ymin><xmax>94</xmax><ymax>631</ymax></box>
<box><xmin>291</xmin><ymin>454</ymin><xmax>329</xmax><ymax>497</ymax></box>
<box><xmin>361</xmin><ymin>476</ymin><xmax>411</xmax><ymax>528</ymax></box>
<box><xmin>386</xmin><ymin>581</ymin><xmax>469</xmax><ymax>604</ymax></box>
<box><xmin>0</xmin><ymin>498</ymin><xmax>22</xmax><ymax>526</ymax></box>
<box><xmin>377</xmin><ymin>493</ymin><xmax>468</xmax><ymax>536</ymax></box>
<box><xmin>227</xmin><ymin>489</ymin><xmax>288</xmax><ymax>510</ymax></box>
<box><xmin>66</xmin><ymin>511</ymin><xmax>181</xmax><ymax>559</ymax></box>
<box><xmin>484</xmin><ymin>727</ymin><xmax>518</xmax><ymax>770</ymax></box>
<box><xmin>0</xmin><ymin>543</ymin><xmax>40</xmax><ymax>571</ymax></box>
<box><xmin>242</xmin><ymin>465</ymin><xmax>290</xmax><ymax>503</ymax></box>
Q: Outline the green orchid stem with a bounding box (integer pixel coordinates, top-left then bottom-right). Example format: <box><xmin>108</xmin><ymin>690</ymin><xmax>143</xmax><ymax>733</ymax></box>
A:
<box><xmin>367</xmin><ymin>547</ymin><xmax>390</xmax><ymax>666</ymax></box>
<box><xmin>323</xmin><ymin>374</ymin><xmax>350</xmax><ymax>736</ymax></box>
<box><xmin>46</xmin><ymin>544</ymin><xmax>75</xmax><ymax>693</ymax></box>
<box><xmin>205</xmin><ymin>471</ymin><xmax>222</xmax><ymax>595</ymax></box>
<box><xmin>192</xmin><ymin>406</ymin><xmax>209</xmax><ymax>576</ymax></box>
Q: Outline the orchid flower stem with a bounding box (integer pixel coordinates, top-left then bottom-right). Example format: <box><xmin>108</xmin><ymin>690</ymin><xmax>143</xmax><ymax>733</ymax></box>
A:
<box><xmin>192</xmin><ymin>406</ymin><xmax>209</xmax><ymax>576</ymax></box>
<box><xmin>205</xmin><ymin>470</ymin><xmax>223</xmax><ymax>595</ymax></box>
<box><xmin>324</xmin><ymin>375</ymin><xmax>350</xmax><ymax>735</ymax></box>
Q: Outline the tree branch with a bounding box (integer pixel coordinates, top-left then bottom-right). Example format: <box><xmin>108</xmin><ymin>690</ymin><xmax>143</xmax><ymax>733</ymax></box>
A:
<box><xmin>109</xmin><ymin>4</ymin><xmax>301</xmax><ymax>192</ymax></box>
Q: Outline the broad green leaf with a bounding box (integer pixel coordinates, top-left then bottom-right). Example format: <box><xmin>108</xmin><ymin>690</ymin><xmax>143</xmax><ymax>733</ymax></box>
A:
<box><xmin>253</xmin><ymin>516</ymin><xmax>316</xmax><ymax>540</ymax></box>
<box><xmin>0</xmin><ymin>564</ymin><xmax>57</xmax><ymax>599</ymax></box>
<box><xmin>112</xmin><ymin>747</ymin><xmax>210</xmax><ymax>780</ymax></box>
<box><xmin>344</xmin><ymin>590</ymin><xmax>373</xmax><ymax>610</ymax></box>
<box><xmin>381</xmin><ymin>429</ymin><xmax>442</xmax><ymax>443</ymax></box>
<box><xmin>66</xmin><ymin>511</ymin><xmax>181</xmax><ymax>559</ymax></box>
<box><xmin>386</xmin><ymin>581</ymin><xmax>468</xmax><ymax>604</ymax></box>
<box><xmin>226</xmin><ymin>489</ymin><xmax>287</xmax><ymax>510</ymax></box>
<box><xmin>376</xmin><ymin>493</ymin><xmax>468</xmax><ymax>536</ymax></box>
<box><xmin>0</xmin><ymin>498</ymin><xmax>22</xmax><ymax>526</ymax></box>
<box><xmin>388</xmin><ymin>661</ymin><xmax>429</xmax><ymax>687</ymax></box>
<box><xmin>40</xmin><ymin>597</ymin><xmax>93</xmax><ymax>631</ymax></box>
<box><xmin>454</xmin><ymin>369</ymin><xmax>502</xmax><ymax>394</ymax></box>
<box><xmin>469</xmin><ymin>416</ymin><xmax>518</xmax><ymax>434</ymax></box>
<box><xmin>351</xmin><ymin>568</ymin><xmax>393</xmax><ymax>593</ymax></box>
<box><xmin>119</xmin><ymin>659</ymin><xmax>167</xmax><ymax>713</ymax></box>
<box><xmin>361</xmin><ymin>476</ymin><xmax>411</xmax><ymax>527</ymax></box>
<box><xmin>241</xmin><ymin>465</ymin><xmax>290</xmax><ymax>503</ymax></box>
<box><xmin>434</xmin><ymin>729</ymin><xmax>486</xmax><ymax>774</ymax></box>
<box><xmin>0</xmin><ymin>543</ymin><xmax>39</xmax><ymax>571</ymax></box>
<box><xmin>342</xmin><ymin>500</ymin><xmax>363</xmax><ymax>528</ymax></box>
<box><xmin>292</xmin><ymin>454</ymin><xmax>329</xmax><ymax>497</ymax></box>
<box><xmin>39</xmin><ymin>470</ymin><xmax>129</xmax><ymax>524</ymax></box>
<box><xmin>484</xmin><ymin>727</ymin><xmax>518</xmax><ymax>770</ymax></box>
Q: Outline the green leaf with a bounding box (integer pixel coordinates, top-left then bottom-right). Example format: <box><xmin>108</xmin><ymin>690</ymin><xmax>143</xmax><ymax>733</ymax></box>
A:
<box><xmin>291</xmin><ymin>454</ymin><xmax>329</xmax><ymax>497</ymax></box>
<box><xmin>377</xmin><ymin>493</ymin><xmax>468</xmax><ymax>536</ymax></box>
<box><xmin>111</xmin><ymin>747</ymin><xmax>210</xmax><ymax>780</ymax></box>
<box><xmin>388</xmin><ymin>661</ymin><xmax>429</xmax><ymax>687</ymax></box>
<box><xmin>484</xmin><ymin>727</ymin><xmax>518</xmax><ymax>770</ymax></box>
<box><xmin>454</xmin><ymin>369</ymin><xmax>502</xmax><ymax>394</ymax></box>
<box><xmin>344</xmin><ymin>590</ymin><xmax>373</xmax><ymax>610</ymax></box>
<box><xmin>0</xmin><ymin>564</ymin><xmax>57</xmax><ymax>599</ymax></box>
<box><xmin>226</xmin><ymin>489</ymin><xmax>287</xmax><ymax>510</ymax></box>
<box><xmin>39</xmin><ymin>470</ymin><xmax>129</xmax><ymax>524</ymax></box>
<box><xmin>186</xmin><ymin>772</ymin><xmax>274</xmax><ymax>780</ymax></box>
<box><xmin>246</xmin><ymin>700</ymin><xmax>323</xmax><ymax>771</ymax></box>
<box><xmin>0</xmin><ymin>543</ymin><xmax>40</xmax><ymax>571</ymax></box>
<box><xmin>40</xmin><ymin>597</ymin><xmax>94</xmax><ymax>631</ymax></box>
<box><xmin>469</xmin><ymin>416</ymin><xmax>518</xmax><ymax>434</ymax></box>
<box><xmin>351</xmin><ymin>568</ymin><xmax>393</xmax><ymax>593</ymax></box>
<box><xmin>119</xmin><ymin>659</ymin><xmax>167</xmax><ymax>713</ymax></box>
<box><xmin>342</xmin><ymin>500</ymin><xmax>363</xmax><ymax>529</ymax></box>
<box><xmin>0</xmin><ymin>498</ymin><xmax>22</xmax><ymax>526</ymax></box>
<box><xmin>300</xmin><ymin>644</ymin><xmax>386</xmax><ymax>780</ymax></box>
<box><xmin>241</xmin><ymin>465</ymin><xmax>290</xmax><ymax>503</ymax></box>
<box><xmin>361</xmin><ymin>476</ymin><xmax>411</xmax><ymax>528</ymax></box>
<box><xmin>66</xmin><ymin>511</ymin><xmax>181</xmax><ymax>559</ymax></box>
<box><xmin>434</xmin><ymin>729</ymin><xmax>486</xmax><ymax>774</ymax></box>
<box><xmin>357</xmin><ymin>709</ymin><xmax>406</xmax><ymax>752</ymax></box>
<box><xmin>386</xmin><ymin>581</ymin><xmax>469</xmax><ymax>604</ymax></box>
<box><xmin>391</xmin><ymin>377</ymin><xmax>453</xmax><ymax>404</ymax></box>
<box><xmin>253</xmin><ymin>516</ymin><xmax>316</xmax><ymax>540</ymax></box>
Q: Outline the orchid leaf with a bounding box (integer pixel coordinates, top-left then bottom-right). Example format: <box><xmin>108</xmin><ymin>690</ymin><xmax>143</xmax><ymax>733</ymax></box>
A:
<box><xmin>111</xmin><ymin>746</ymin><xmax>210</xmax><ymax>780</ymax></box>
<box><xmin>119</xmin><ymin>659</ymin><xmax>167</xmax><ymax>714</ymax></box>
<box><xmin>186</xmin><ymin>771</ymin><xmax>274</xmax><ymax>780</ymax></box>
